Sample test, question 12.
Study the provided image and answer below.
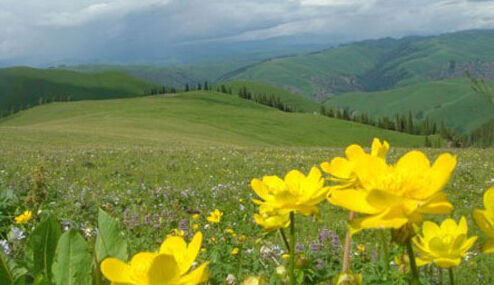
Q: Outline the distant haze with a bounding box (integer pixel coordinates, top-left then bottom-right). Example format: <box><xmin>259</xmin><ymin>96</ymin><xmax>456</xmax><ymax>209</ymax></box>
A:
<box><xmin>2</xmin><ymin>0</ymin><xmax>494</xmax><ymax>67</ymax></box>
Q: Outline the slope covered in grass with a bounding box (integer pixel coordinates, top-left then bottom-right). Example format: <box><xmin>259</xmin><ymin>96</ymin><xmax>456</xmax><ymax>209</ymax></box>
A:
<box><xmin>325</xmin><ymin>78</ymin><xmax>494</xmax><ymax>133</ymax></box>
<box><xmin>0</xmin><ymin>67</ymin><xmax>159</xmax><ymax>115</ymax></box>
<box><xmin>216</xmin><ymin>80</ymin><xmax>320</xmax><ymax>112</ymax></box>
<box><xmin>227</xmin><ymin>29</ymin><xmax>494</xmax><ymax>100</ymax></box>
<box><xmin>0</xmin><ymin>91</ymin><xmax>425</xmax><ymax>148</ymax></box>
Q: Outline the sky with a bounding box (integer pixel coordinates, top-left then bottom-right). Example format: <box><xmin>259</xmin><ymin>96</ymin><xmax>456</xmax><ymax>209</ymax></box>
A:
<box><xmin>2</xmin><ymin>0</ymin><xmax>494</xmax><ymax>66</ymax></box>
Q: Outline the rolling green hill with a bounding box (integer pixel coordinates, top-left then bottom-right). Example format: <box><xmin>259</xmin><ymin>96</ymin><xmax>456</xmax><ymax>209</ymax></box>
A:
<box><xmin>215</xmin><ymin>80</ymin><xmax>320</xmax><ymax>112</ymax></box>
<box><xmin>325</xmin><ymin>78</ymin><xmax>494</xmax><ymax>133</ymax></box>
<box><xmin>0</xmin><ymin>91</ymin><xmax>426</xmax><ymax>148</ymax></box>
<box><xmin>0</xmin><ymin>67</ymin><xmax>159</xmax><ymax>116</ymax></box>
<box><xmin>227</xmin><ymin>29</ymin><xmax>494</xmax><ymax>100</ymax></box>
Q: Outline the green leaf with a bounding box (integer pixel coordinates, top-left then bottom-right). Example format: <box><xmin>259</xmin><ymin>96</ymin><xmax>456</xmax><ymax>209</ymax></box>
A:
<box><xmin>0</xmin><ymin>250</ymin><xmax>27</xmax><ymax>285</ymax></box>
<box><xmin>95</xmin><ymin>209</ymin><xmax>128</xmax><ymax>263</ymax></box>
<box><xmin>25</xmin><ymin>215</ymin><xmax>61</xmax><ymax>281</ymax></box>
<box><xmin>52</xmin><ymin>230</ymin><xmax>92</xmax><ymax>285</ymax></box>
<box><xmin>33</xmin><ymin>274</ymin><xmax>50</xmax><ymax>285</ymax></box>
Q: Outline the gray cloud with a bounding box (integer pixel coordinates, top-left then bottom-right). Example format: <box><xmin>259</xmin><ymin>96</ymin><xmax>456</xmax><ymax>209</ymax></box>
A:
<box><xmin>1</xmin><ymin>0</ymin><xmax>494</xmax><ymax>66</ymax></box>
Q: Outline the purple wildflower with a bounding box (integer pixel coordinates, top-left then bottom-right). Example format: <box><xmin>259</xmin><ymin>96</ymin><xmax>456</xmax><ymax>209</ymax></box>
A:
<box><xmin>0</xmin><ymin>240</ymin><xmax>11</xmax><ymax>255</ymax></box>
<box><xmin>11</xmin><ymin>227</ymin><xmax>25</xmax><ymax>240</ymax></box>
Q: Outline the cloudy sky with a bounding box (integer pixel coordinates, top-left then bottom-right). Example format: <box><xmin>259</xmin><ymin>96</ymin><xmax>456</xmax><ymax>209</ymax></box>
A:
<box><xmin>2</xmin><ymin>0</ymin><xmax>494</xmax><ymax>66</ymax></box>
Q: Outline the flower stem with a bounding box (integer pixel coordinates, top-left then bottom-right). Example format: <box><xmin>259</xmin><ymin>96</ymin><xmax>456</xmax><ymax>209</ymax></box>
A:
<box><xmin>289</xmin><ymin>212</ymin><xmax>296</xmax><ymax>285</ymax></box>
<box><xmin>448</xmin><ymin>268</ymin><xmax>455</xmax><ymax>285</ymax></box>
<box><xmin>342</xmin><ymin>211</ymin><xmax>354</xmax><ymax>272</ymax></box>
<box><xmin>280</xmin><ymin>229</ymin><xmax>290</xmax><ymax>252</ymax></box>
<box><xmin>438</xmin><ymin>267</ymin><xmax>443</xmax><ymax>285</ymax></box>
<box><xmin>405</xmin><ymin>237</ymin><xmax>420</xmax><ymax>285</ymax></box>
<box><xmin>379</xmin><ymin>230</ymin><xmax>390</xmax><ymax>273</ymax></box>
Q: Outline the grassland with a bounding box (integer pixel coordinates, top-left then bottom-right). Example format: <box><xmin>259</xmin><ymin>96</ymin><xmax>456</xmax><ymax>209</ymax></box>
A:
<box><xmin>0</xmin><ymin>140</ymin><xmax>493</xmax><ymax>283</ymax></box>
<box><xmin>0</xmin><ymin>91</ymin><xmax>426</xmax><ymax>149</ymax></box>
<box><xmin>0</xmin><ymin>67</ymin><xmax>159</xmax><ymax>115</ymax></box>
<box><xmin>325</xmin><ymin>78</ymin><xmax>494</xmax><ymax>133</ymax></box>
<box><xmin>1</xmin><ymin>91</ymin><xmax>493</xmax><ymax>284</ymax></box>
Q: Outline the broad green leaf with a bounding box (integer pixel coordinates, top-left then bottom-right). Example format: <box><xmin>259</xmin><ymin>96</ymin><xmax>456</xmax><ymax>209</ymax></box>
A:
<box><xmin>52</xmin><ymin>230</ymin><xmax>92</xmax><ymax>285</ymax></box>
<box><xmin>25</xmin><ymin>215</ymin><xmax>61</xmax><ymax>281</ymax></box>
<box><xmin>95</xmin><ymin>209</ymin><xmax>128</xmax><ymax>263</ymax></box>
<box><xmin>0</xmin><ymin>250</ymin><xmax>27</xmax><ymax>285</ymax></box>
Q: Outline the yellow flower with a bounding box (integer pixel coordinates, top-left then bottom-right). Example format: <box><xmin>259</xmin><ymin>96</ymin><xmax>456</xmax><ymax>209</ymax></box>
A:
<box><xmin>253</xmin><ymin>205</ymin><xmax>290</xmax><ymax>232</ymax></box>
<box><xmin>101</xmin><ymin>232</ymin><xmax>209</xmax><ymax>285</ymax></box>
<box><xmin>15</xmin><ymin>210</ymin><xmax>33</xmax><ymax>224</ymax></box>
<box><xmin>251</xmin><ymin>167</ymin><xmax>329</xmax><ymax>216</ymax></box>
<box><xmin>238</xmin><ymin>235</ymin><xmax>247</xmax><ymax>243</ymax></box>
<box><xmin>394</xmin><ymin>254</ymin><xmax>410</xmax><ymax>274</ymax></box>
<box><xmin>231</xmin><ymin>248</ymin><xmax>239</xmax><ymax>255</ymax></box>
<box><xmin>281</xmin><ymin>254</ymin><xmax>290</xmax><ymax>259</ymax></box>
<box><xmin>413</xmin><ymin>217</ymin><xmax>477</xmax><ymax>268</ymax></box>
<box><xmin>356</xmin><ymin>244</ymin><xmax>366</xmax><ymax>253</ymax></box>
<box><xmin>192</xmin><ymin>214</ymin><xmax>200</xmax><ymax>220</ymax></box>
<box><xmin>333</xmin><ymin>271</ymin><xmax>362</xmax><ymax>285</ymax></box>
<box><xmin>321</xmin><ymin>138</ymin><xmax>389</xmax><ymax>187</ymax></box>
<box><xmin>473</xmin><ymin>187</ymin><xmax>494</xmax><ymax>253</ymax></box>
<box><xmin>192</xmin><ymin>224</ymin><xmax>200</xmax><ymax>231</ymax></box>
<box><xmin>328</xmin><ymin>145</ymin><xmax>456</xmax><ymax>230</ymax></box>
<box><xmin>242</xmin><ymin>276</ymin><xmax>267</xmax><ymax>285</ymax></box>
<box><xmin>168</xmin><ymin>229</ymin><xmax>185</xmax><ymax>238</ymax></box>
<box><xmin>206</xmin><ymin>209</ymin><xmax>223</xmax><ymax>223</ymax></box>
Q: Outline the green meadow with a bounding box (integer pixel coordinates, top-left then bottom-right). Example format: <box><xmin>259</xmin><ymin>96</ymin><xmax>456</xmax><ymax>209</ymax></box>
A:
<box><xmin>1</xmin><ymin>91</ymin><xmax>493</xmax><ymax>284</ymax></box>
<box><xmin>0</xmin><ymin>91</ymin><xmax>425</xmax><ymax>149</ymax></box>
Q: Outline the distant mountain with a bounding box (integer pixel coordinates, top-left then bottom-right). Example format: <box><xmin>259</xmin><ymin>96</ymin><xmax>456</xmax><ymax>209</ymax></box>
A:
<box><xmin>0</xmin><ymin>67</ymin><xmax>158</xmax><ymax>116</ymax></box>
<box><xmin>226</xmin><ymin>29</ymin><xmax>494</xmax><ymax>101</ymax></box>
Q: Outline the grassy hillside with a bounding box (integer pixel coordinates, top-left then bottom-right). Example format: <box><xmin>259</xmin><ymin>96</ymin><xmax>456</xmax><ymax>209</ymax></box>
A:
<box><xmin>216</xmin><ymin>80</ymin><xmax>320</xmax><ymax>112</ymax></box>
<box><xmin>325</xmin><ymin>78</ymin><xmax>494</xmax><ymax>133</ymax></box>
<box><xmin>227</xmin><ymin>29</ymin><xmax>494</xmax><ymax>100</ymax></box>
<box><xmin>0</xmin><ymin>67</ymin><xmax>159</xmax><ymax>115</ymax></box>
<box><xmin>227</xmin><ymin>43</ymin><xmax>384</xmax><ymax>100</ymax></box>
<box><xmin>0</xmin><ymin>91</ymin><xmax>426</xmax><ymax>148</ymax></box>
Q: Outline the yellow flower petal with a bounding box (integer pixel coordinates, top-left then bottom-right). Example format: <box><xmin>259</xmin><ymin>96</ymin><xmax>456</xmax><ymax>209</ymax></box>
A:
<box><xmin>415</xmin><ymin>257</ymin><xmax>431</xmax><ymax>267</ymax></box>
<box><xmin>482</xmin><ymin>238</ymin><xmax>494</xmax><ymax>254</ymax></box>
<box><xmin>148</xmin><ymin>254</ymin><xmax>181</xmax><ymax>284</ymax></box>
<box><xmin>433</xmin><ymin>257</ymin><xmax>461</xmax><ymax>269</ymax></box>
<box><xmin>320</xmin><ymin>157</ymin><xmax>354</xmax><ymax>179</ymax></box>
<box><xmin>418</xmin><ymin>193</ymin><xmax>453</xmax><ymax>214</ymax></box>
<box><xmin>428</xmin><ymin>153</ymin><xmax>457</xmax><ymax>194</ymax></box>
<box><xmin>345</xmin><ymin>144</ymin><xmax>365</xmax><ymax>160</ymax></box>
<box><xmin>483</xmin><ymin>187</ymin><xmax>494</xmax><ymax>212</ymax></box>
<box><xmin>179</xmin><ymin>262</ymin><xmax>210</xmax><ymax>285</ymax></box>
<box><xmin>352</xmin><ymin>208</ymin><xmax>409</xmax><ymax>230</ymax></box>
<box><xmin>422</xmin><ymin>221</ymin><xmax>441</xmax><ymax>238</ymax></box>
<box><xmin>100</xmin><ymin>258</ymin><xmax>133</xmax><ymax>284</ymax></box>
<box><xmin>473</xmin><ymin>209</ymin><xmax>494</xmax><ymax>237</ymax></box>
<box><xmin>370</xmin><ymin>138</ymin><xmax>389</xmax><ymax>160</ymax></box>
<box><xmin>251</xmin><ymin>179</ymin><xmax>271</xmax><ymax>202</ymax></box>
<box><xmin>328</xmin><ymin>189</ymin><xmax>380</xmax><ymax>214</ymax></box>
